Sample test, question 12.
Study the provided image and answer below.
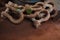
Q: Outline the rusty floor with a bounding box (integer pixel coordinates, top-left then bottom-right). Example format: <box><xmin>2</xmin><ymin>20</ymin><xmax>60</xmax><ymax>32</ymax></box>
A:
<box><xmin>0</xmin><ymin>10</ymin><xmax>60</xmax><ymax>40</ymax></box>
<box><xmin>0</xmin><ymin>0</ymin><xmax>60</xmax><ymax>39</ymax></box>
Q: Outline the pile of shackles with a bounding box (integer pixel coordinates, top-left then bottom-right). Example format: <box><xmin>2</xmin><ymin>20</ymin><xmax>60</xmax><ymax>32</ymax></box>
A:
<box><xmin>1</xmin><ymin>1</ymin><xmax>58</xmax><ymax>28</ymax></box>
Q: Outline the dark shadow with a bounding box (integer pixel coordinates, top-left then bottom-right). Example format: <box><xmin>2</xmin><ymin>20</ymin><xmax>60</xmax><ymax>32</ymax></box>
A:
<box><xmin>51</xmin><ymin>10</ymin><xmax>60</xmax><ymax>22</ymax></box>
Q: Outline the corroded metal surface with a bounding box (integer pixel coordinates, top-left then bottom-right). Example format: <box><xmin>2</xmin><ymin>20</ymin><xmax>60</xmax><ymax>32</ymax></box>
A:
<box><xmin>0</xmin><ymin>11</ymin><xmax>60</xmax><ymax>40</ymax></box>
<box><xmin>0</xmin><ymin>0</ymin><xmax>60</xmax><ymax>40</ymax></box>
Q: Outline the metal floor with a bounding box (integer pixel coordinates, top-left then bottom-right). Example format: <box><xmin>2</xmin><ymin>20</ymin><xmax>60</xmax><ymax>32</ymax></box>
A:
<box><xmin>0</xmin><ymin>11</ymin><xmax>60</xmax><ymax>40</ymax></box>
<box><xmin>0</xmin><ymin>0</ymin><xmax>60</xmax><ymax>40</ymax></box>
